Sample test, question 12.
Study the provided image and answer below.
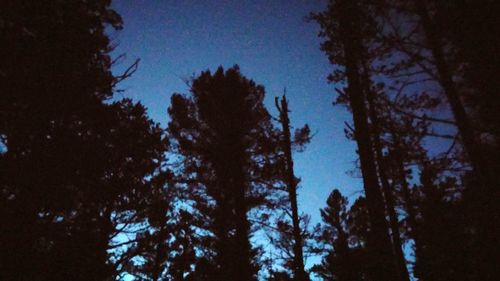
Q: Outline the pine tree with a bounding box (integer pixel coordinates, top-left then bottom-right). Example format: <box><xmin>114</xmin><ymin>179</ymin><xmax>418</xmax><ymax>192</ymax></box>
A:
<box><xmin>368</xmin><ymin>2</ymin><xmax>500</xmax><ymax>278</ymax></box>
<box><xmin>313</xmin><ymin>189</ymin><xmax>370</xmax><ymax>281</ymax></box>
<box><xmin>167</xmin><ymin>66</ymin><xmax>281</xmax><ymax>281</ymax></box>
<box><xmin>311</xmin><ymin>1</ymin><xmax>399</xmax><ymax>280</ymax></box>
<box><xmin>0</xmin><ymin>1</ymin><xmax>165</xmax><ymax>280</ymax></box>
<box><xmin>365</xmin><ymin>88</ymin><xmax>410</xmax><ymax>281</ymax></box>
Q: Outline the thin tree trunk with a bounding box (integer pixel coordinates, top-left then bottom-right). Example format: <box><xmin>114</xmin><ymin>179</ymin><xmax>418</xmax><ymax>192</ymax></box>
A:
<box><xmin>333</xmin><ymin>218</ymin><xmax>356</xmax><ymax>281</ymax></box>
<box><xmin>234</xmin><ymin>183</ymin><xmax>253</xmax><ymax>281</ymax></box>
<box><xmin>366</xmin><ymin>89</ymin><xmax>410</xmax><ymax>281</ymax></box>
<box><xmin>232</xmin><ymin>152</ymin><xmax>254</xmax><ymax>281</ymax></box>
<box><xmin>337</xmin><ymin>1</ymin><xmax>398</xmax><ymax>280</ymax></box>
<box><xmin>414</xmin><ymin>4</ymin><xmax>498</xmax><ymax>278</ymax></box>
<box><xmin>152</xmin><ymin>227</ymin><xmax>167</xmax><ymax>281</ymax></box>
<box><xmin>389</xmin><ymin>128</ymin><xmax>418</xmax><ymax>240</ymax></box>
<box><xmin>414</xmin><ymin>0</ymin><xmax>489</xmax><ymax>186</ymax></box>
<box><xmin>276</xmin><ymin>95</ymin><xmax>309</xmax><ymax>281</ymax></box>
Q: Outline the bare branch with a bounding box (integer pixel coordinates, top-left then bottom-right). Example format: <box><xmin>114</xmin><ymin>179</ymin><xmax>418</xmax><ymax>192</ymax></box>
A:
<box><xmin>112</xmin><ymin>58</ymin><xmax>140</xmax><ymax>87</ymax></box>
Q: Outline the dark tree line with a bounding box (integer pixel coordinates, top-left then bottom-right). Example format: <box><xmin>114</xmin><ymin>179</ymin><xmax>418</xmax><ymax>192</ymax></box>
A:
<box><xmin>1</xmin><ymin>1</ymin><xmax>165</xmax><ymax>280</ymax></box>
<box><xmin>310</xmin><ymin>0</ymin><xmax>499</xmax><ymax>281</ymax></box>
<box><xmin>1</xmin><ymin>0</ymin><xmax>498</xmax><ymax>281</ymax></box>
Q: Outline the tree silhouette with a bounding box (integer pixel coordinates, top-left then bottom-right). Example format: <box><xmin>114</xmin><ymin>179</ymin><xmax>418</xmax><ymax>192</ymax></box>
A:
<box><xmin>168</xmin><ymin>66</ymin><xmax>281</xmax><ymax>281</ymax></box>
<box><xmin>0</xmin><ymin>1</ymin><xmax>165</xmax><ymax>280</ymax></box>
<box><xmin>275</xmin><ymin>94</ymin><xmax>311</xmax><ymax>281</ymax></box>
<box><xmin>355</xmin><ymin>1</ymin><xmax>500</xmax><ymax>279</ymax></box>
<box><xmin>312</xmin><ymin>189</ymin><xmax>369</xmax><ymax>281</ymax></box>
<box><xmin>2</xmin><ymin>1</ymin><xmax>498</xmax><ymax>280</ymax></box>
<box><xmin>311</xmin><ymin>1</ymin><xmax>399</xmax><ymax>280</ymax></box>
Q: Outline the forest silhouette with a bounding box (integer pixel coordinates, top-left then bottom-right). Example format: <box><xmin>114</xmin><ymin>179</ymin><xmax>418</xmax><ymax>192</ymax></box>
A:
<box><xmin>1</xmin><ymin>1</ymin><xmax>499</xmax><ymax>281</ymax></box>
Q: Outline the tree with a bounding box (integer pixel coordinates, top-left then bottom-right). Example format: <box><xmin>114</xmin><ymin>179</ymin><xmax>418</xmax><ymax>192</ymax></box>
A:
<box><xmin>367</xmin><ymin>1</ymin><xmax>500</xmax><ymax>279</ymax></box>
<box><xmin>436</xmin><ymin>3</ymin><xmax>500</xmax><ymax>278</ymax></box>
<box><xmin>408</xmin><ymin>0</ymin><xmax>489</xmax><ymax>189</ymax></box>
<box><xmin>408</xmin><ymin>161</ymin><xmax>471</xmax><ymax>281</ymax></box>
<box><xmin>313</xmin><ymin>190</ymin><xmax>369</xmax><ymax>281</ymax></box>
<box><xmin>365</xmin><ymin>87</ymin><xmax>410</xmax><ymax>281</ymax></box>
<box><xmin>167</xmin><ymin>66</ymin><xmax>281</xmax><ymax>281</ymax></box>
<box><xmin>0</xmin><ymin>1</ymin><xmax>165</xmax><ymax>280</ymax></box>
<box><xmin>371</xmin><ymin>0</ymin><xmax>495</xmax><ymax>187</ymax></box>
<box><xmin>311</xmin><ymin>1</ymin><xmax>399</xmax><ymax>280</ymax></box>
<box><xmin>441</xmin><ymin>1</ymin><xmax>500</xmax><ymax>146</ymax></box>
<box><xmin>275</xmin><ymin>94</ymin><xmax>311</xmax><ymax>281</ymax></box>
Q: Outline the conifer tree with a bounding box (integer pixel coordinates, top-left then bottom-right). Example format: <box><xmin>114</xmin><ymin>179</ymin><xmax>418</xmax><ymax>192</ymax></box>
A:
<box><xmin>367</xmin><ymin>2</ymin><xmax>500</xmax><ymax>278</ymax></box>
<box><xmin>313</xmin><ymin>190</ymin><xmax>370</xmax><ymax>281</ymax></box>
<box><xmin>0</xmin><ymin>1</ymin><xmax>165</xmax><ymax>280</ymax></box>
<box><xmin>311</xmin><ymin>2</ymin><xmax>399</xmax><ymax>280</ymax></box>
<box><xmin>167</xmin><ymin>66</ymin><xmax>281</xmax><ymax>281</ymax></box>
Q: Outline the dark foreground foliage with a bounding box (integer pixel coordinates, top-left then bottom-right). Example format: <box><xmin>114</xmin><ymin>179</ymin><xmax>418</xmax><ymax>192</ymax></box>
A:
<box><xmin>1</xmin><ymin>0</ymin><xmax>498</xmax><ymax>280</ymax></box>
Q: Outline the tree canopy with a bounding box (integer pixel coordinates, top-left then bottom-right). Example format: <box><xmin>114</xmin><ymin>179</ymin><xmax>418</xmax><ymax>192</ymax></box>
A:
<box><xmin>1</xmin><ymin>1</ymin><xmax>498</xmax><ymax>280</ymax></box>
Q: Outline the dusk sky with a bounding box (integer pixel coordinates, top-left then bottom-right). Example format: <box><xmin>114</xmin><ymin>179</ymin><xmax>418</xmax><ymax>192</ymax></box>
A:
<box><xmin>110</xmin><ymin>0</ymin><xmax>362</xmax><ymax>230</ymax></box>
<box><xmin>4</xmin><ymin>1</ymin><xmax>493</xmax><ymax>280</ymax></box>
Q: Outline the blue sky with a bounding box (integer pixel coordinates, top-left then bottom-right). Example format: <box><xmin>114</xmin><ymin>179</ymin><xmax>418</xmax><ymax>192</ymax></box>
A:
<box><xmin>110</xmin><ymin>0</ymin><xmax>363</xmax><ymax>275</ymax></box>
<box><xmin>106</xmin><ymin>2</ymin><xmax>470</xmax><ymax>279</ymax></box>
<box><xmin>111</xmin><ymin>0</ymin><xmax>362</xmax><ymax>222</ymax></box>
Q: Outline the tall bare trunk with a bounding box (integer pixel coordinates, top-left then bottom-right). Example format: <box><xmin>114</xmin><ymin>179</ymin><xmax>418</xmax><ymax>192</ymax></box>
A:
<box><xmin>366</xmin><ymin>89</ymin><xmax>410</xmax><ymax>281</ymax></box>
<box><xmin>337</xmin><ymin>1</ymin><xmax>398</xmax><ymax>280</ymax></box>
<box><xmin>234</xmin><ymin>156</ymin><xmax>253</xmax><ymax>281</ymax></box>
<box><xmin>276</xmin><ymin>95</ymin><xmax>309</xmax><ymax>281</ymax></box>
<box><xmin>414</xmin><ymin>0</ymin><xmax>489</xmax><ymax>186</ymax></box>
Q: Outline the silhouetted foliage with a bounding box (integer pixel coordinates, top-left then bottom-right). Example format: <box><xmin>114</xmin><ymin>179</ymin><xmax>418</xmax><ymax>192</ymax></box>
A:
<box><xmin>167</xmin><ymin>66</ymin><xmax>281</xmax><ymax>281</ymax></box>
<box><xmin>2</xmin><ymin>1</ymin><xmax>498</xmax><ymax>280</ymax></box>
<box><xmin>311</xmin><ymin>1</ymin><xmax>400</xmax><ymax>280</ymax></box>
<box><xmin>312</xmin><ymin>1</ymin><xmax>499</xmax><ymax>281</ymax></box>
<box><xmin>0</xmin><ymin>1</ymin><xmax>165</xmax><ymax>280</ymax></box>
<box><xmin>312</xmin><ymin>190</ymin><xmax>369</xmax><ymax>281</ymax></box>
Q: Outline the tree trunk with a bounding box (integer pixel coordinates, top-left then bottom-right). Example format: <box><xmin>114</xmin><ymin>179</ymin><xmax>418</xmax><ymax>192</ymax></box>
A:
<box><xmin>414</xmin><ymin>0</ymin><xmax>489</xmax><ymax>186</ymax></box>
<box><xmin>234</xmin><ymin>182</ymin><xmax>253</xmax><ymax>281</ymax></box>
<box><xmin>276</xmin><ymin>95</ymin><xmax>309</xmax><ymax>281</ymax></box>
<box><xmin>366</xmin><ymin>89</ymin><xmax>410</xmax><ymax>281</ymax></box>
<box><xmin>337</xmin><ymin>1</ymin><xmax>398</xmax><ymax>280</ymax></box>
<box><xmin>389</xmin><ymin>128</ymin><xmax>418</xmax><ymax>241</ymax></box>
<box><xmin>233</xmin><ymin>145</ymin><xmax>254</xmax><ymax>281</ymax></box>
